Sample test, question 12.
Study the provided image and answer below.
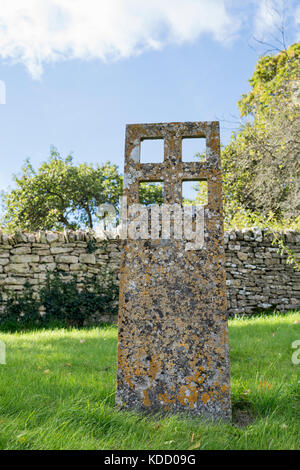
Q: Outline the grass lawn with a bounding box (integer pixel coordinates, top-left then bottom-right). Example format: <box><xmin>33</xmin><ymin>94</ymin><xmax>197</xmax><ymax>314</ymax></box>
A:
<box><xmin>0</xmin><ymin>312</ymin><xmax>299</xmax><ymax>450</ymax></box>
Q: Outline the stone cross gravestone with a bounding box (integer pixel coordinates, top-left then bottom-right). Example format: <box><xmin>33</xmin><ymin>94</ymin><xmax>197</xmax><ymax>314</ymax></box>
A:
<box><xmin>116</xmin><ymin>121</ymin><xmax>231</xmax><ymax>420</ymax></box>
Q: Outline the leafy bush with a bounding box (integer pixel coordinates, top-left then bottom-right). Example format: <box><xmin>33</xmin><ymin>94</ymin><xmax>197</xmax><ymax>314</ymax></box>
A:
<box><xmin>86</xmin><ymin>238</ymin><xmax>98</xmax><ymax>253</ymax></box>
<box><xmin>0</xmin><ymin>271</ymin><xmax>118</xmax><ymax>330</ymax></box>
<box><xmin>40</xmin><ymin>271</ymin><xmax>118</xmax><ymax>327</ymax></box>
<box><xmin>0</xmin><ymin>281</ymin><xmax>41</xmax><ymax>329</ymax></box>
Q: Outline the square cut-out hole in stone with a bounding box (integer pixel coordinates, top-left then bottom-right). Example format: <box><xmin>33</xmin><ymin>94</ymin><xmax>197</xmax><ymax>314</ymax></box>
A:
<box><xmin>182</xmin><ymin>180</ymin><xmax>208</xmax><ymax>205</ymax></box>
<box><xmin>182</xmin><ymin>138</ymin><xmax>206</xmax><ymax>162</ymax></box>
<box><xmin>139</xmin><ymin>181</ymin><xmax>164</xmax><ymax>206</ymax></box>
<box><xmin>140</xmin><ymin>139</ymin><xmax>164</xmax><ymax>163</ymax></box>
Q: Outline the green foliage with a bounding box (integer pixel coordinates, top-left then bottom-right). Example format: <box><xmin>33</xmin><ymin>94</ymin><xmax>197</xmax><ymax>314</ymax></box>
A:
<box><xmin>222</xmin><ymin>199</ymin><xmax>300</xmax><ymax>271</ymax></box>
<box><xmin>2</xmin><ymin>148</ymin><xmax>169</xmax><ymax>232</ymax></box>
<box><xmin>40</xmin><ymin>272</ymin><xmax>118</xmax><ymax>327</ymax></box>
<box><xmin>86</xmin><ymin>238</ymin><xmax>97</xmax><ymax>253</ymax></box>
<box><xmin>0</xmin><ymin>271</ymin><xmax>118</xmax><ymax>329</ymax></box>
<box><xmin>271</xmin><ymin>232</ymin><xmax>300</xmax><ymax>272</ymax></box>
<box><xmin>221</xmin><ymin>42</ymin><xmax>300</xmax><ymax>223</ymax></box>
<box><xmin>238</xmin><ymin>42</ymin><xmax>300</xmax><ymax>117</ymax></box>
<box><xmin>0</xmin><ymin>281</ymin><xmax>41</xmax><ymax>329</ymax></box>
<box><xmin>183</xmin><ymin>181</ymin><xmax>208</xmax><ymax>206</ymax></box>
<box><xmin>139</xmin><ymin>182</ymin><xmax>164</xmax><ymax>206</ymax></box>
<box><xmin>3</xmin><ymin>148</ymin><xmax>123</xmax><ymax>231</ymax></box>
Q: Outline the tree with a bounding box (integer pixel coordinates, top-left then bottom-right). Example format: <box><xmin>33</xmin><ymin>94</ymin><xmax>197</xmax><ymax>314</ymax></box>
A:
<box><xmin>139</xmin><ymin>182</ymin><xmax>164</xmax><ymax>206</ymax></box>
<box><xmin>222</xmin><ymin>42</ymin><xmax>300</xmax><ymax>223</ymax></box>
<box><xmin>2</xmin><ymin>148</ymin><xmax>165</xmax><ymax>232</ymax></box>
<box><xmin>3</xmin><ymin>149</ymin><xmax>123</xmax><ymax>231</ymax></box>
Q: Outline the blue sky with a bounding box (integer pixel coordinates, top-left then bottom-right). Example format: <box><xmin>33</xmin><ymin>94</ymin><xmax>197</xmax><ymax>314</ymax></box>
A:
<box><xmin>0</xmin><ymin>0</ymin><xmax>299</xmax><ymax>194</ymax></box>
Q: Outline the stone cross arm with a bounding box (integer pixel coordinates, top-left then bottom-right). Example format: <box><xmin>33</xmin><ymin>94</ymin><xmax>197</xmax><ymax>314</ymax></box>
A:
<box><xmin>124</xmin><ymin>121</ymin><xmax>222</xmax><ymax>205</ymax></box>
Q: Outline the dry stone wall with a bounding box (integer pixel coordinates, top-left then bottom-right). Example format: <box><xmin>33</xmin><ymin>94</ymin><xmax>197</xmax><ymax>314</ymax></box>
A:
<box><xmin>0</xmin><ymin>229</ymin><xmax>299</xmax><ymax>318</ymax></box>
<box><xmin>224</xmin><ymin>229</ymin><xmax>300</xmax><ymax>314</ymax></box>
<box><xmin>0</xmin><ymin>230</ymin><xmax>121</xmax><ymax>322</ymax></box>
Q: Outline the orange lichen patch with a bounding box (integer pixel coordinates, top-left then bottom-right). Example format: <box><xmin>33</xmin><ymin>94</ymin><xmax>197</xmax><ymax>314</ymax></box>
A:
<box><xmin>177</xmin><ymin>384</ymin><xmax>199</xmax><ymax>408</ymax></box>
<box><xmin>148</xmin><ymin>356</ymin><xmax>161</xmax><ymax>382</ymax></box>
<box><xmin>117</xmin><ymin>351</ymin><xmax>134</xmax><ymax>389</ymax></box>
<box><xmin>143</xmin><ymin>390</ymin><xmax>151</xmax><ymax>407</ymax></box>
<box><xmin>177</xmin><ymin>386</ymin><xmax>188</xmax><ymax>406</ymax></box>
<box><xmin>186</xmin><ymin>369</ymin><xmax>205</xmax><ymax>385</ymax></box>
<box><xmin>201</xmin><ymin>393</ymin><xmax>210</xmax><ymax>404</ymax></box>
<box><xmin>132</xmin><ymin>367</ymin><xmax>142</xmax><ymax>377</ymax></box>
<box><xmin>137</xmin><ymin>348</ymin><xmax>147</xmax><ymax>360</ymax></box>
<box><xmin>157</xmin><ymin>391</ymin><xmax>176</xmax><ymax>406</ymax></box>
<box><xmin>176</xmin><ymin>368</ymin><xmax>209</xmax><ymax>408</ymax></box>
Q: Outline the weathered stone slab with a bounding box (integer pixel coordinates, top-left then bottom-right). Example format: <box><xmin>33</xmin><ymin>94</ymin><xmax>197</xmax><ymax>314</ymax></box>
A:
<box><xmin>46</xmin><ymin>232</ymin><xmax>59</xmax><ymax>243</ymax></box>
<box><xmin>55</xmin><ymin>255</ymin><xmax>78</xmax><ymax>264</ymax></box>
<box><xmin>5</xmin><ymin>263</ymin><xmax>30</xmax><ymax>274</ymax></box>
<box><xmin>0</xmin><ymin>258</ymin><xmax>9</xmax><ymax>266</ymax></box>
<box><xmin>10</xmin><ymin>247</ymin><xmax>32</xmax><ymax>255</ymax></box>
<box><xmin>79</xmin><ymin>254</ymin><xmax>96</xmax><ymax>264</ymax></box>
<box><xmin>11</xmin><ymin>255</ymin><xmax>39</xmax><ymax>263</ymax></box>
<box><xmin>116</xmin><ymin>121</ymin><xmax>231</xmax><ymax>420</ymax></box>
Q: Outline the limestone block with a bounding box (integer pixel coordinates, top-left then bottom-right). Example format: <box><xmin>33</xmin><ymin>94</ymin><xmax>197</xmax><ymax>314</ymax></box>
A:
<box><xmin>0</xmin><ymin>258</ymin><xmax>9</xmax><ymax>266</ymax></box>
<box><xmin>79</xmin><ymin>254</ymin><xmax>96</xmax><ymax>264</ymax></box>
<box><xmin>237</xmin><ymin>252</ymin><xmax>248</xmax><ymax>261</ymax></box>
<box><xmin>50</xmin><ymin>247</ymin><xmax>74</xmax><ymax>254</ymax></box>
<box><xmin>55</xmin><ymin>255</ymin><xmax>78</xmax><ymax>264</ymax></box>
<box><xmin>4</xmin><ymin>277</ymin><xmax>27</xmax><ymax>285</ymax></box>
<box><xmin>40</xmin><ymin>256</ymin><xmax>54</xmax><ymax>263</ymax></box>
<box><xmin>27</xmin><ymin>233</ymin><xmax>36</xmax><ymax>243</ymax></box>
<box><xmin>11</xmin><ymin>255</ymin><xmax>39</xmax><ymax>263</ymax></box>
<box><xmin>46</xmin><ymin>232</ymin><xmax>59</xmax><ymax>243</ymax></box>
<box><xmin>70</xmin><ymin>263</ymin><xmax>83</xmax><ymax>271</ymax></box>
<box><xmin>11</xmin><ymin>246</ymin><xmax>32</xmax><ymax>255</ymax></box>
<box><xmin>45</xmin><ymin>263</ymin><xmax>56</xmax><ymax>271</ymax></box>
<box><xmin>5</xmin><ymin>263</ymin><xmax>29</xmax><ymax>274</ymax></box>
<box><xmin>15</xmin><ymin>232</ymin><xmax>28</xmax><ymax>243</ymax></box>
<box><xmin>57</xmin><ymin>263</ymin><xmax>70</xmax><ymax>271</ymax></box>
<box><xmin>32</xmin><ymin>249</ymin><xmax>51</xmax><ymax>256</ymax></box>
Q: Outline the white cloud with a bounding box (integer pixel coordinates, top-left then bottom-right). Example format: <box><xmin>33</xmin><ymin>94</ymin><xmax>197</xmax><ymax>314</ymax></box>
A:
<box><xmin>0</xmin><ymin>1</ymin><xmax>299</xmax><ymax>79</ymax></box>
<box><xmin>0</xmin><ymin>0</ymin><xmax>239</xmax><ymax>79</ymax></box>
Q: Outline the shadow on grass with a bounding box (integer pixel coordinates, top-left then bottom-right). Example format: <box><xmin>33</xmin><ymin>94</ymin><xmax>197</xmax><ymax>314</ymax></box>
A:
<box><xmin>232</xmin><ymin>397</ymin><xmax>256</xmax><ymax>427</ymax></box>
<box><xmin>0</xmin><ymin>319</ymin><xmax>116</xmax><ymax>333</ymax></box>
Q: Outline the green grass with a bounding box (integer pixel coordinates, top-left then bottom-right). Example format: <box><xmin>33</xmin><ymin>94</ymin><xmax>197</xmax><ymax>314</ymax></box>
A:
<box><xmin>0</xmin><ymin>312</ymin><xmax>299</xmax><ymax>450</ymax></box>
